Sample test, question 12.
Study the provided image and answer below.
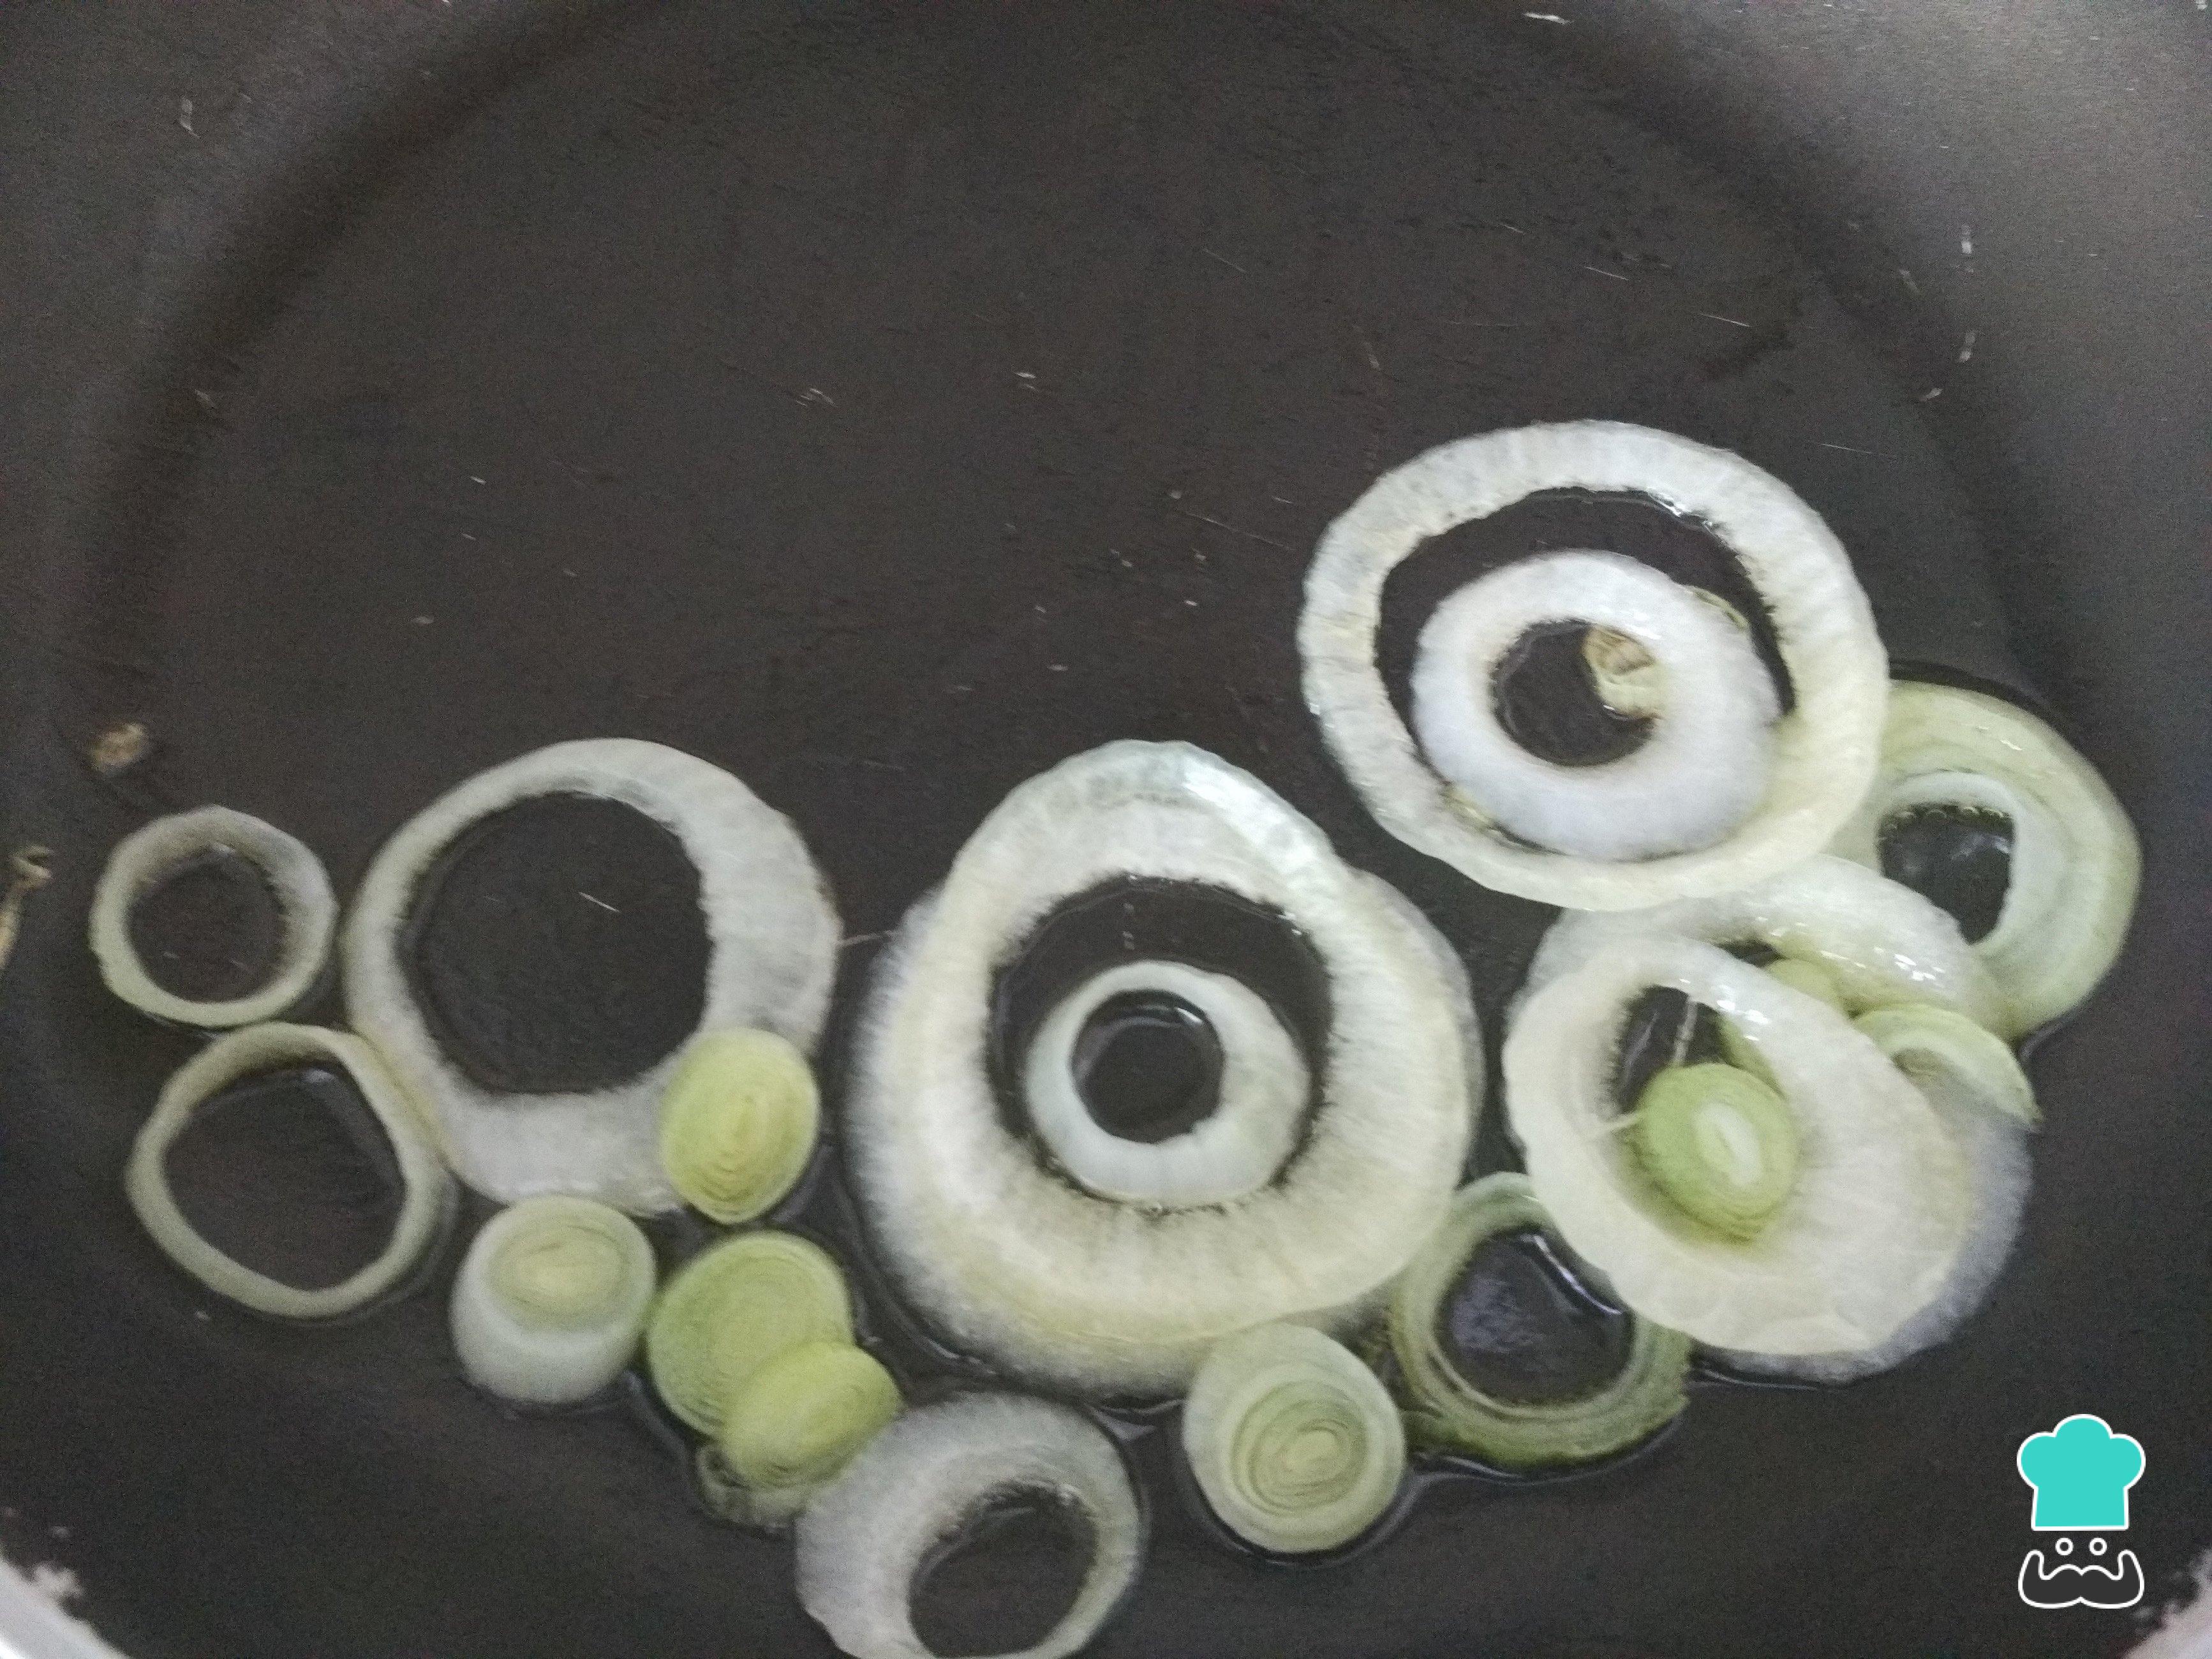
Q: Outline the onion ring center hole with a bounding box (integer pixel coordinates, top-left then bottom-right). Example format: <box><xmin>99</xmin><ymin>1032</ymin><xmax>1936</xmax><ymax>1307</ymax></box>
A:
<box><xmin>1376</xmin><ymin>489</ymin><xmax>1795</xmax><ymax>747</ymax></box>
<box><xmin>988</xmin><ymin>878</ymin><xmax>1329</xmax><ymax>1152</ymax></box>
<box><xmin>909</xmin><ymin>1487</ymin><xmax>1096</xmax><ymax>1659</ymax></box>
<box><xmin>1610</xmin><ymin>986</ymin><xmax>1731</xmax><ymax>1113</ymax></box>
<box><xmin>1072</xmin><ymin>990</ymin><xmax>1224</xmax><ymax>1143</ymax></box>
<box><xmin>127</xmin><ymin>847</ymin><xmax>285</xmax><ymax>1002</ymax></box>
<box><xmin>161</xmin><ymin>1064</ymin><xmax>403</xmax><ymax>1291</ymax></box>
<box><xmin>1437</xmin><ymin>1226</ymin><xmax>1636</xmax><ymax>1406</ymax></box>
<box><xmin>401</xmin><ymin>794</ymin><xmax>709</xmax><ymax>1094</ymax></box>
<box><xmin>1879</xmin><ymin>804</ymin><xmax>2014</xmax><ymax>944</ymax></box>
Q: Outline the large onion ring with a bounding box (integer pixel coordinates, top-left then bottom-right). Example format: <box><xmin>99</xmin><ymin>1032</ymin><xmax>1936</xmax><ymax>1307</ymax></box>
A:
<box><xmin>1409</xmin><ymin>551</ymin><xmax>1778</xmax><ymax>859</ymax></box>
<box><xmin>124</xmin><ymin>1023</ymin><xmax>454</xmax><ymax>1320</ymax></box>
<box><xmin>1504</xmin><ymin>935</ymin><xmax>1968</xmax><ymax>1355</ymax></box>
<box><xmin>344</xmin><ymin>740</ymin><xmax>838</xmax><ymax>1214</ymax></box>
<box><xmin>847</xmin><ymin>741</ymin><xmax>1479</xmax><ymax>1397</ymax></box>
<box><xmin>91</xmin><ymin>807</ymin><xmax>336</xmax><ymax>1027</ymax></box>
<box><xmin>795</xmin><ymin>1394</ymin><xmax>1141</xmax><ymax>1659</ymax></box>
<box><xmin>1300</xmin><ymin>421</ymin><xmax>1887</xmax><ymax>909</ymax></box>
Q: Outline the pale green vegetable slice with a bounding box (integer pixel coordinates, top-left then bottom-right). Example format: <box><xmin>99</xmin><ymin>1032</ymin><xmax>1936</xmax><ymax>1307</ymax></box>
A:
<box><xmin>1504</xmin><ymin>935</ymin><xmax>1970</xmax><ymax>1355</ymax></box>
<box><xmin>450</xmin><ymin>1195</ymin><xmax>656</xmax><ymax>1405</ymax></box>
<box><xmin>1388</xmin><ymin>1174</ymin><xmax>1689</xmax><ymax>1469</ymax></box>
<box><xmin>1830</xmin><ymin>681</ymin><xmax>2140</xmax><ymax>1032</ymax></box>
<box><xmin>711</xmin><ymin>1341</ymin><xmax>902</xmax><ymax>1526</ymax></box>
<box><xmin>125</xmin><ymin>1023</ymin><xmax>454</xmax><ymax>1320</ymax></box>
<box><xmin>659</xmin><ymin>1029</ymin><xmax>819</xmax><ymax>1224</ymax></box>
<box><xmin>1182</xmin><ymin>1322</ymin><xmax>1404</xmax><ymax>1554</ymax></box>
<box><xmin>644</xmin><ymin>1231</ymin><xmax>852</xmax><ymax>1434</ymax></box>
<box><xmin>796</xmin><ymin>1394</ymin><xmax>1141</xmax><ymax>1659</ymax></box>
<box><xmin>1631</xmin><ymin>1064</ymin><xmax>1799</xmax><ymax>1242</ymax></box>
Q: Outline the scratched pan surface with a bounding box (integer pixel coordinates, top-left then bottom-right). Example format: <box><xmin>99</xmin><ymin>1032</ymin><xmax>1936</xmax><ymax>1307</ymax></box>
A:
<box><xmin>1</xmin><ymin>3</ymin><xmax>2208</xmax><ymax>1657</ymax></box>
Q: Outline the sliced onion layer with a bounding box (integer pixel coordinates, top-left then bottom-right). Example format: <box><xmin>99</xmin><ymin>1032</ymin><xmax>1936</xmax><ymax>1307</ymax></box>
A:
<box><xmin>1831</xmin><ymin>681</ymin><xmax>2140</xmax><ymax>1032</ymax></box>
<box><xmin>1522</xmin><ymin>854</ymin><xmax>2008</xmax><ymax>1034</ymax></box>
<box><xmin>1022</xmin><ymin>960</ymin><xmax>1305</xmax><ymax>1207</ymax></box>
<box><xmin>847</xmin><ymin>741</ymin><xmax>1480</xmax><ymax>1397</ymax></box>
<box><xmin>1409</xmin><ymin>551</ymin><xmax>1778</xmax><ymax>859</ymax></box>
<box><xmin>1388</xmin><ymin>1174</ymin><xmax>1690</xmax><ymax>1469</ymax></box>
<box><xmin>450</xmin><ymin>1195</ymin><xmax>656</xmax><ymax>1405</ymax></box>
<box><xmin>124</xmin><ymin>1023</ymin><xmax>454</xmax><ymax>1320</ymax></box>
<box><xmin>1182</xmin><ymin>1322</ymin><xmax>1404</xmax><ymax>1554</ymax></box>
<box><xmin>343</xmin><ymin>740</ymin><xmax>840</xmax><ymax>1214</ymax></box>
<box><xmin>795</xmin><ymin>1394</ymin><xmax>1142</xmax><ymax>1659</ymax></box>
<box><xmin>1504</xmin><ymin>936</ymin><xmax>1969</xmax><ymax>1355</ymax></box>
<box><xmin>1300</xmin><ymin>421</ymin><xmax>1887</xmax><ymax>909</ymax></box>
<box><xmin>1721</xmin><ymin>1005</ymin><xmax>2036</xmax><ymax>1383</ymax></box>
<box><xmin>91</xmin><ymin>807</ymin><xmax>335</xmax><ymax>1027</ymax></box>
<box><xmin>644</xmin><ymin>1230</ymin><xmax>852</xmax><ymax>1435</ymax></box>
<box><xmin>659</xmin><ymin>1029</ymin><xmax>820</xmax><ymax>1224</ymax></box>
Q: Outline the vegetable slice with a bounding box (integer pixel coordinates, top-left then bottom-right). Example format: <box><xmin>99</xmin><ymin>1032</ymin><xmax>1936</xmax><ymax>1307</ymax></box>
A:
<box><xmin>125</xmin><ymin>1023</ymin><xmax>453</xmax><ymax>1319</ymax></box>
<box><xmin>713</xmin><ymin>1341</ymin><xmax>902</xmax><ymax>1526</ymax></box>
<box><xmin>847</xmin><ymin>741</ymin><xmax>1479</xmax><ymax>1397</ymax></box>
<box><xmin>92</xmin><ymin>807</ymin><xmax>335</xmax><ymax>1027</ymax></box>
<box><xmin>450</xmin><ymin>1195</ymin><xmax>655</xmax><ymax>1405</ymax></box>
<box><xmin>1504</xmin><ymin>935</ymin><xmax>1969</xmax><ymax>1355</ymax></box>
<box><xmin>1408</xmin><ymin>551</ymin><xmax>1778</xmax><ymax>859</ymax></box>
<box><xmin>644</xmin><ymin>1230</ymin><xmax>852</xmax><ymax>1435</ymax></box>
<box><xmin>1831</xmin><ymin>681</ymin><xmax>2140</xmax><ymax>1031</ymax></box>
<box><xmin>659</xmin><ymin>1029</ymin><xmax>820</xmax><ymax>1224</ymax></box>
<box><xmin>343</xmin><ymin>740</ymin><xmax>839</xmax><ymax>1214</ymax></box>
<box><xmin>1300</xmin><ymin>420</ymin><xmax>1887</xmax><ymax>909</ymax></box>
<box><xmin>1182</xmin><ymin>1322</ymin><xmax>1405</xmax><ymax>1554</ymax></box>
<box><xmin>1387</xmin><ymin>1174</ymin><xmax>1689</xmax><ymax>1469</ymax></box>
<box><xmin>795</xmin><ymin>1394</ymin><xmax>1141</xmax><ymax>1659</ymax></box>
<box><xmin>1631</xmin><ymin>1064</ymin><xmax>1799</xmax><ymax>1242</ymax></box>
<box><xmin>1522</xmin><ymin>854</ymin><xmax>2009</xmax><ymax>1034</ymax></box>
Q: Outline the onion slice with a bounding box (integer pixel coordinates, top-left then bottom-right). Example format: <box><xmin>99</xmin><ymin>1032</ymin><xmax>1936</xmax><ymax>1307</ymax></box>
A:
<box><xmin>1830</xmin><ymin>681</ymin><xmax>2141</xmax><ymax>1032</ymax></box>
<box><xmin>1300</xmin><ymin>421</ymin><xmax>1887</xmax><ymax>909</ymax></box>
<box><xmin>1181</xmin><ymin>1322</ymin><xmax>1405</xmax><ymax>1554</ymax></box>
<box><xmin>1387</xmin><ymin>1174</ymin><xmax>1690</xmax><ymax>1469</ymax></box>
<box><xmin>1504</xmin><ymin>936</ymin><xmax>1969</xmax><ymax>1354</ymax></box>
<box><xmin>124</xmin><ymin>1023</ymin><xmax>454</xmax><ymax>1320</ymax></box>
<box><xmin>644</xmin><ymin>1230</ymin><xmax>853</xmax><ymax>1436</ymax></box>
<box><xmin>343</xmin><ymin>740</ymin><xmax>839</xmax><ymax>1214</ymax></box>
<box><xmin>1522</xmin><ymin>854</ymin><xmax>2008</xmax><ymax>1034</ymax></box>
<box><xmin>450</xmin><ymin>1195</ymin><xmax>655</xmax><ymax>1405</ymax></box>
<box><xmin>847</xmin><ymin>740</ymin><xmax>1479</xmax><ymax>1397</ymax></box>
<box><xmin>91</xmin><ymin>807</ymin><xmax>335</xmax><ymax>1027</ymax></box>
<box><xmin>795</xmin><ymin>1394</ymin><xmax>1141</xmax><ymax>1659</ymax></box>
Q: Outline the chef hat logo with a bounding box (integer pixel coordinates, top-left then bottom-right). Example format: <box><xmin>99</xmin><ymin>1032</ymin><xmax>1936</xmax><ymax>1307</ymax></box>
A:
<box><xmin>2016</xmin><ymin>1415</ymin><xmax>2144</xmax><ymax>1531</ymax></box>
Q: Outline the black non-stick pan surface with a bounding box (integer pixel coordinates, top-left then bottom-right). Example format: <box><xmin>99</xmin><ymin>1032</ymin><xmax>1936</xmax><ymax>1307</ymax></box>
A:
<box><xmin>3</xmin><ymin>3</ymin><xmax>2208</xmax><ymax>1657</ymax></box>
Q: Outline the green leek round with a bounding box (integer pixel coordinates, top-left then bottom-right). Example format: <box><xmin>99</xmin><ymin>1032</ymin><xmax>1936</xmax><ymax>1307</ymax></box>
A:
<box><xmin>712</xmin><ymin>1341</ymin><xmax>902</xmax><ymax>1526</ymax></box>
<box><xmin>660</xmin><ymin>1029</ymin><xmax>820</xmax><ymax>1224</ymax></box>
<box><xmin>1633</xmin><ymin>1062</ymin><xmax>1799</xmax><ymax>1241</ymax></box>
<box><xmin>1387</xmin><ymin>1174</ymin><xmax>1689</xmax><ymax>1469</ymax></box>
<box><xmin>645</xmin><ymin>1231</ymin><xmax>852</xmax><ymax>1434</ymax></box>
<box><xmin>1182</xmin><ymin>1322</ymin><xmax>1404</xmax><ymax>1555</ymax></box>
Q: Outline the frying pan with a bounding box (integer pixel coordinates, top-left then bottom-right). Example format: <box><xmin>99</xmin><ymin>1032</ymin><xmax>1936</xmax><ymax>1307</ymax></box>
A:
<box><xmin>3</xmin><ymin>3</ymin><xmax>2208</xmax><ymax>1656</ymax></box>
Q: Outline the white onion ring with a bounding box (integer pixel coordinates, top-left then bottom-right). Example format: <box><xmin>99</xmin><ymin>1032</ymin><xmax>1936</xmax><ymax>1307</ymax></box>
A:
<box><xmin>1520</xmin><ymin>854</ymin><xmax>2008</xmax><ymax>1034</ymax></box>
<box><xmin>1300</xmin><ymin>421</ymin><xmax>1888</xmax><ymax>909</ymax></box>
<box><xmin>847</xmin><ymin>741</ymin><xmax>1479</xmax><ymax>1397</ymax></box>
<box><xmin>1022</xmin><ymin>959</ymin><xmax>1307</xmax><ymax>1207</ymax></box>
<box><xmin>1504</xmin><ymin>935</ymin><xmax>1968</xmax><ymax>1355</ymax></box>
<box><xmin>344</xmin><ymin>740</ymin><xmax>838</xmax><ymax>1214</ymax></box>
<box><xmin>795</xmin><ymin>1394</ymin><xmax>1141</xmax><ymax>1659</ymax></box>
<box><xmin>1830</xmin><ymin>681</ymin><xmax>2140</xmax><ymax>1033</ymax></box>
<box><xmin>124</xmin><ymin>1023</ymin><xmax>454</xmax><ymax>1320</ymax></box>
<box><xmin>1409</xmin><ymin>551</ymin><xmax>1778</xmax><ymax>859</ymax></box>
<box><xmin>91</xmin><ymin>807</ymin><xmax>335</xmax><ymax>1027</ymax></box>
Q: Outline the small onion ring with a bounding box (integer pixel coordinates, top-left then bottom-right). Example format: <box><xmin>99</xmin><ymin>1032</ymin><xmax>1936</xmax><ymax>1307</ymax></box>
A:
<box><xmin>1021</xmin><ymin>960</ymin><xmax>1307</xmax><ymax>1207</ymax></box>
<box><xmin>344</xmin><ymin>740</ymin><xmax>840</xmax><ymax>1214</ymax></box>
<box><xmin>124</xmin><ymin>1023</ymin><xmax>454</xmax><ymax>1320</ymax></box>
<box><xmin>1300</xmin><ymin>421</ymin><xmax>1887</xmax><ymax>909</ymax></box>
<box><xmin>794</xmin><ymin>1394</ymin><xmax>1142</xmax><ymax>1659</ymax></box>
<box><xmin>91</xmin><ymin>807</ymin><xmax>335</xmax><ymax>1027</ymax></box>
<box><xmin>1409</xmin><ymin>551</ymin><xmax>1778</xmax><ymax>859</ymax></box>
<box><xmin>1830</xmin><ymin>681</ymin><xmax>2141</xmax><ymax>1032</ymax></box>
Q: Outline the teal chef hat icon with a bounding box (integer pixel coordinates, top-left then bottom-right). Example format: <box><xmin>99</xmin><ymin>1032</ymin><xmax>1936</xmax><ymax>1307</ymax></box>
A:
<box><xmin>2017</xmin><ymin>1415</ymin><xmax>2144</xmax><ymax>1530</ymax></box>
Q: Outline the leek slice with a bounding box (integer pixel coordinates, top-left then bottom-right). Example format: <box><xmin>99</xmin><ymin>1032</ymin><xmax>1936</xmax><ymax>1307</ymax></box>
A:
<box><xmin>450</xmin><ymin>1195</ymin><xmax>655</xmax><ymax>1405</ymax></box>
<box><xmin>644</xmin><ymin>1230</ymin><xmax>852</xmax><ymax>1435</ymax></box>
<box><xmin>659</xmin><ymin>1029</ymin><xmax>819</xmax><ymax>1224</ymax></box>
<box><xmin>713</xmin><ymin>1341</ymin><xmax>902</xmax><ymax>1526</ymax></box>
